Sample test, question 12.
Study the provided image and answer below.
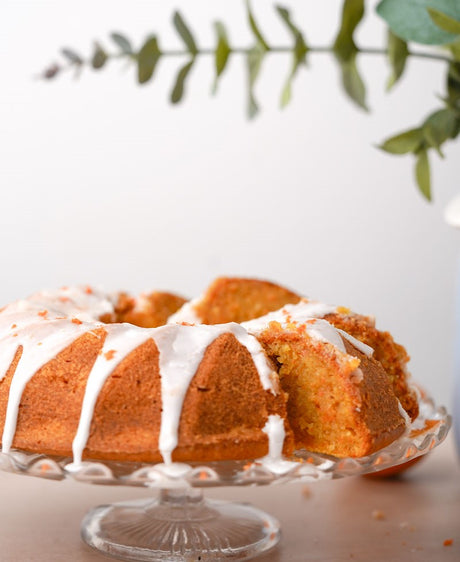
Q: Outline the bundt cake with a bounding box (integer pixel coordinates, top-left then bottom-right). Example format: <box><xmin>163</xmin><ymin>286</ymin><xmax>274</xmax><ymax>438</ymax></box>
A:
<box><xmin>0</xmin><ymin>278</ymin><xmax>417</xmax><ymax>466</ymax></box>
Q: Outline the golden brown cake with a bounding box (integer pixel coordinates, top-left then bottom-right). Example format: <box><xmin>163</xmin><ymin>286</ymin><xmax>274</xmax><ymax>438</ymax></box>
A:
<box><xmin>168</xmin><ymin>277</ymin><xmax>301</xmax><ymax>325</ymax></box>
<box><xmin>101</xmin><ymin>290</ymin><xmax>187</xmax><ymax>328</ymax></box>
<box><xmin>255</xmin><ymin>322</ymin><xmax>406</xmax><ymax>457</ymax></box>
<box><xmin>172</xmin><ymin>277</ymin><xmax>418</xmax><ymax>422</ymax></box>
<box><xmin>0</xmin><ymin>279</ymin><xmax>416</xmax><ymax>466</ymax></box>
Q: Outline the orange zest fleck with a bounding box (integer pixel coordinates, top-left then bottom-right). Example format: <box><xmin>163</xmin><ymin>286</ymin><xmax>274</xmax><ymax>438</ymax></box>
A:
<box><xmin>71</xmin><ymin>318</ymin><xmax>83</xmax><ymax>325</ymax></box>
<box><xmin>38</xmin><ymin>310</ymin><xmax>48</xmax><ymax>318</ymax></box>
<box><xmin>11</xmin><ymin>324</ymin><xmax>17</xmax><ymax>329</ymax></box>
<box><xmin>410</xmin><ymin>419</ymin><xmax>440</xmax><ymax>438</ymax></box>
<box><xmin>443</xmin><ymin>539</ymin><xmax>453</xmax><ymax>547</ymax></box>
<box><xmin>85</xmin><ymin>286</ymin><xmax>93</xmax><ymax>295</ymax></box>
<box><xmin>198</xmin><ymin>471</ymin><xmax>208</xmax><ymax>480</ymax></box>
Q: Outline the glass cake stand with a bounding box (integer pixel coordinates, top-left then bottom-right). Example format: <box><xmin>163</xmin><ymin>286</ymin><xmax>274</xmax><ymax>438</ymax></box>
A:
<box><xmin>0</xmin><ymin>395</ymin><xmax>451</xmax><ymax>562</ymax></box>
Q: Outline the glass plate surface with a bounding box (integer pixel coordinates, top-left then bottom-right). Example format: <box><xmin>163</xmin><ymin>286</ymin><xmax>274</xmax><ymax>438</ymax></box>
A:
<box><xmin>0</xmin><ymin>394</ymin><xmax>451</xmax><ymax>561</ymax></box>
<box><xmin>0</xmin><ymin>394</ymin><xmax>451</xmax><ymax>488</ymax></box>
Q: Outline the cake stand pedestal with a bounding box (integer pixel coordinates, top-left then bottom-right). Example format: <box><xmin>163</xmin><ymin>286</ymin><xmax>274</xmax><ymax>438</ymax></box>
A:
<box><xmin>0</xmin><ymin>395</ymin><xmax>451</xmax><ymax>562</ymax></box>
<box><xmin>82</xmin><ymin>488</ymin><xmax>279</xmax><ymax>561</ymax></box>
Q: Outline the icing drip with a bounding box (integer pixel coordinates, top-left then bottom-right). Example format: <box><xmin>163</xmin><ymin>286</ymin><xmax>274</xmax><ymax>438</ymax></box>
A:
<box><xmin>167</xmin><ymin>296</ymin><xmax>202</xmax><ymax>324</ymax></box>
<box><xmin>0</xmin><ymin>319</ymin><xmax>96</xmax><ymax>453</ymax></box>
<box><xmin>242</xmin><ymin>300</ymin><xmax>374</xmax><ymax>358</ymax></box>
<box><xmin>261</xmin><ymin>414</ymin><xmax>298</xmax><ymax>475</ymax></box>
<box><xmin>70</xmin><ymin>323</ymin><xmax>153</xmax><ymax>467</ymax></box>
<box><xmin>154</xmin><ymin>322</ymin><xmax>278</xmax><ymax>464</ymax></box>
<box><xmin>241</xmin><ymin>299</ymin><xmax>339</xmax><ymax>333</ymax></box>
<box><xmin>262</xmin><ymin>414</ymin><xmax>285</xmax><ymax>460</ymax></box>
<box><xmin>337</xmin><ymin>329</ymin><xmax>373</xmax><ymax>357</ymax></box>
<box><xmin>0</xmin><ymin>288</ymin><xmax>281</xmax><ymax>465</ymax></box>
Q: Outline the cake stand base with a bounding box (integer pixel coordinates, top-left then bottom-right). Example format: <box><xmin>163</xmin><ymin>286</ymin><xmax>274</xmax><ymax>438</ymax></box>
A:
<box><xmin>81</xmin><ymin>488</ymin><xmax>280</xmax><ymax>561</ymax></box>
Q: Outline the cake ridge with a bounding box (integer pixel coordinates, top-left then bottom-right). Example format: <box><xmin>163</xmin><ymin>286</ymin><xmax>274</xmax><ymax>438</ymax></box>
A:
<box><xmin>0</xmin><ymin>286</ymin><xmax>284</xmax><ymax>465</ymax></box>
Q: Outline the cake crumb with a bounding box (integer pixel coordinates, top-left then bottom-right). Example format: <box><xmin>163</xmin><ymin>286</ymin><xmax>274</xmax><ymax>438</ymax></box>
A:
<box><xmin>302</xmin><ymin>485</ymin><xmax>312</xmax><ymax>498</ymax></box>
<box><xmin>104</xmin><ymin>350</ymin><xmax>116</xmax><ymax>361</ymax></box>
<box><xmin>443</xmin><ymin>539</ymin><xmax>453</xmax><ymax>547</ymax></box>
<box><xmin>372</xmin><ymin>509</ymin><xmax>386</xmax><ymax>521</ymax></box>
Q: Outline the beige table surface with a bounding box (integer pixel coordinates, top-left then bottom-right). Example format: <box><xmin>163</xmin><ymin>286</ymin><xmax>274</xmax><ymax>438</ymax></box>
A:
<box><xmin>0</xmin><ymin>436</ymin><xmax>459</xmax><ymax>562</ymax></box>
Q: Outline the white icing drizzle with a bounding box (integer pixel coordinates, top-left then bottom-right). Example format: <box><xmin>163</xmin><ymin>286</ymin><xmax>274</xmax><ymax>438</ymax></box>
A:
<box><xmin>241</xmin><ymin>299</ymin><xmax>338</xmax><ymax>333</ymax></box>
<box><xmin>0</xmin><ymin>319</ymin><xmax>97</xmax><ymax>453</ymax></box>
<box><xmin>261</xmin><ymin>414</ymin><xmax>298</xmax><ymax>475</ymax></box>
<box><xmin>0</xmin><ymin>287</ymin><xmax>281</xmax><ymax>466</ymax></box>
<box><xmin>154</xmin><ymin>322</ymin><xmax>278</xmax><ymax>464</ymax></box>
<box><xmin>262</xmin><ymin>414</ymin><xmax>285</xmax><ymax>460</ymax></box>
<box><xmin>242</xmin><ymin>300</ymin><xmax>374</xmax><ymax>358</ymax></box>
<box><xmin>336</xmin><ymin>329</ymin><xmax>373</xmax><ymax>357</ymax></box>
<box><xmin>70</xmin><ymin>323</ymin><xmax>153</xmax><ymax>467</ymax></box>
<box><xmin>167</xmin><ymin>296</ymin><xmax>202</xmax><ymax>324</ymax></box>
<box><xmin>397</xmin><ymin>399</ymin><xmax>412</xmax><ymax>431</ymax></box>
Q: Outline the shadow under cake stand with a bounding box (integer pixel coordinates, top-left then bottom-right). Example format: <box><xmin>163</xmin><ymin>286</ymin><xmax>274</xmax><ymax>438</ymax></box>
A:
<box><xmin>0</xmin><ymin>395</ymin><xmax>451</xmax><ymax>562</ymax></box>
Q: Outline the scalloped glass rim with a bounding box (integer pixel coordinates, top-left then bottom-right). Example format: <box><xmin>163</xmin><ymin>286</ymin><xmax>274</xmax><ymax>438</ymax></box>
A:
<box><xmin>0</xmin><ymin>395</ymin><xmax>451</xmax><ymax>488</ymax></box>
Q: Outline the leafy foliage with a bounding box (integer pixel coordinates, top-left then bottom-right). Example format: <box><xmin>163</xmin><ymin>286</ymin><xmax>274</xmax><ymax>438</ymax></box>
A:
<box><xmin>333</xmin><ymin>0</ymin><xmax>368</xmax><ymax>110</ymax></box>
<box><xmin>137</xmin><ymin>36</ymin><xmax>161</xmax><ymax>84</ymax></box>
<box><xmin>41</xmin><ymin>0</ymin><xmax>460</xmax><ymax>202</ymax></box>
<box><xmin>173</xmin><ymin>12</ymin><xmax>198</xmax><ymax>56</ymax></box>
<box><xmin>386</xmin><ymin>30</ymin><xmax>409</xmax><ymax>90</ymax></box>
<box><xmin>213</xmin><ymin>21</ymin><xmax>231</xmax><ymax>92</ymax></box>
<box><xmin>376</xmin><ymin>0</ymin><xmax>460</xmax><ymax>45</ymax></box>
<box><xmin>276</xmin><ymin>5</ymin><xmax>308</xmax><ymax>108</ymax></box>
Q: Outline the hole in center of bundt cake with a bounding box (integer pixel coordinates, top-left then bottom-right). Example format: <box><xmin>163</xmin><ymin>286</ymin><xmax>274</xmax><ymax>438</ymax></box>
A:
<box><xmin>99</xmin><ymin>292</ymin><xmax>188</xmax><ymax>328</ymax></box>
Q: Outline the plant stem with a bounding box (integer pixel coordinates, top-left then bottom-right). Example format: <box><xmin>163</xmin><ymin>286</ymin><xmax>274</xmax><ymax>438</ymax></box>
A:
<box><xmin>154</xmin><ymin>46</ymin><xmax>452</xmax><ymax>62</ymax></box>
<box><xmin>50</xmin><ymin>44</ymin><xmax>453</xmax><ymax>76</ymax></box>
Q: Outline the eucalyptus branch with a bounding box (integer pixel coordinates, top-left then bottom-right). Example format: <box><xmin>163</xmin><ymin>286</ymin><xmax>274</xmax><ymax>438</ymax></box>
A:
<box><xmin>41</xmin><ymin>0</ymin><xmax>460</xmax><ymax>201</ymax></box>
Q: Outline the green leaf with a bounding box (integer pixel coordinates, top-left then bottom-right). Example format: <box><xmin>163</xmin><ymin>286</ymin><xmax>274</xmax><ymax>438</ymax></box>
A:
<box><xmin>213</xmin><ymin>21</ymin><xmax>231</xmax><ymax>93</ymax></box>
<box><xmin>280</xmin><ymin>78</ymin><xmax>293</xmax><ymax>108</ymax></box>
<box><xmin>173</xmin><ymin>11</ymin><xmax>198</xmax><ymax>55</ymax></box>
<box><xmin>276</xmin><ymin>5</ymin><xmax>308</xmax><ymax>108</ymax></box>
<box><xmin>61</xmin><ymin>48</ymin><xmax>83</xmax><ymax>65</ymax></box>
<box><xmin>450</xmin><ymin>38</ymin><xmax>460</xmax><ymax>61</ymax></box>
<box><xmin>247</xmin><ymin>44</ymin><xmax>266</xmax><ymax>119</ymax></box>
<box><xmin>379</xmin><ymin>128</ymin><xmax>424</xmax><ymax>154</ymax></box>
<box><xmin>337</xmin><ymin>54</ymin><xmax>368</xmax><ymax>111</ymax></box>
<box><xmin>91</xmin><ymin>42</ymin><xmax>108</xmax><ymax>70</ymax></box>
<box><xmin>333</xmin><ymin>2</ymin><xmax>367</xmax><ymax>109</ymax></box>
<box><xmin>137</xmin><ymin>36</ymin><xmax>161</xmax><ymax>84</ymax></box>
<box><xmin>423</xmin><ymin>108</ymin><xmax>459</xmax><ymax>155</ymax></box>
<box><xmin>246</xmin><ymin>0</ymin><xmax>270</xmax><ymax>51</ymax></box>
<box><xmin>415</xmin><ymin>148</ymin><xmax>431</xmax><ymax>200</ymax></box>
<box><xmin>447</xmin><ymin>61</ymin><xmax>460</xmax><ymax>104</ymax></box>
<box><xmin>279</xmin><ymin>50</ymin><xmax>306</xmax><ymax>109</ymax></box>
<box><xmin>110</xmin><ymin>32</ymin><xmax>133</xmax><ymax>55</ymax></box>
<box><xmin>333</xmin><ymin>0</ymin><xmax>365</xmax><ymax>62</ymax></box>
<box><xmin>427</xmin><ymin>7</ymin><xmax>460</xmax><ymax>34</ymax></box>
<box><xmin>276</xmin><ymin>5</ymin><xmax>308</xmax><ymax>61</ymax></box>
<box><xmin>376</xmin><ymin>0</ymin><xmax>460</xmax><ymax>45</ymax></box>
<box><xmin>386</xmin><ymin>30</ymin><xmax>409</xmax><ymax>90</ymax></box>
<box><xmin>170</xmin><ymin>59</ymin><xmax>195</xmax><ymax>104</ymax></box>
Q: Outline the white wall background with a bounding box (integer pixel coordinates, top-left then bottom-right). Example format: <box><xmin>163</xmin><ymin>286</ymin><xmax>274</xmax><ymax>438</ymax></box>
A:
<box><xmin>1</xmin><ymin>0</ymin><xmax>459</xmax><ymax>406</ymax></box>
